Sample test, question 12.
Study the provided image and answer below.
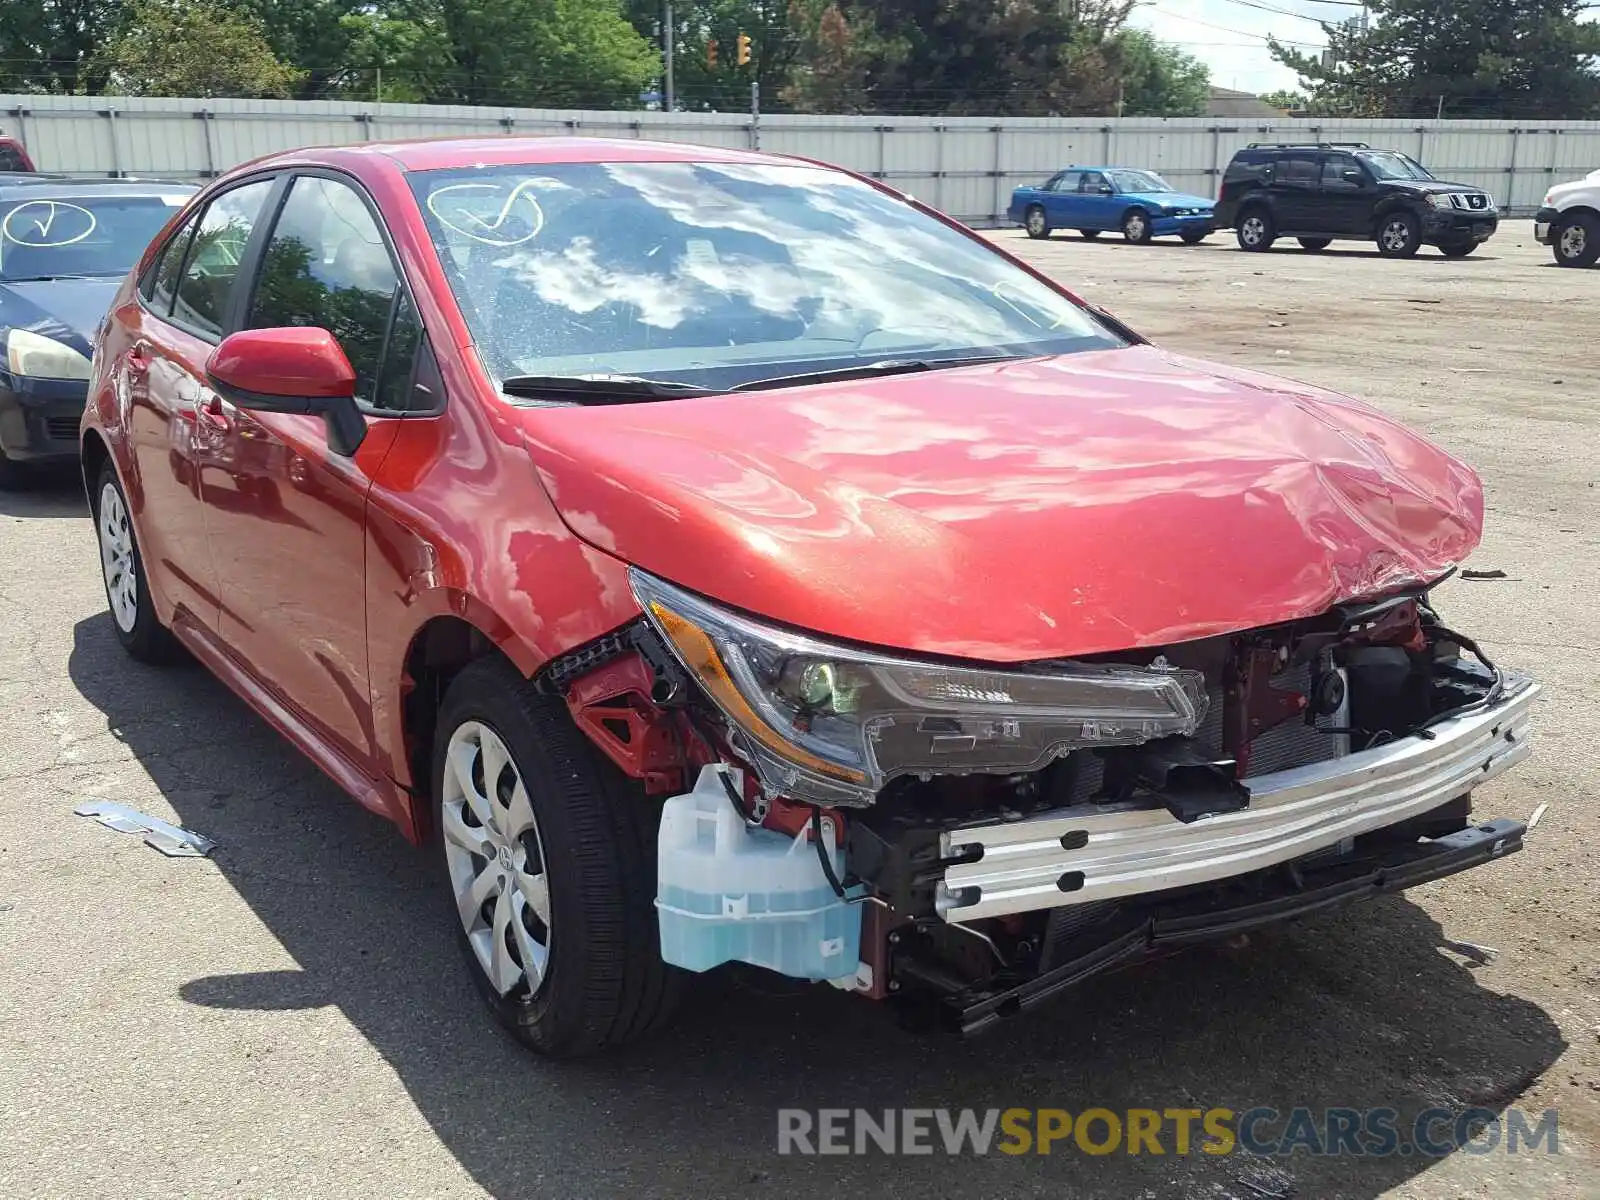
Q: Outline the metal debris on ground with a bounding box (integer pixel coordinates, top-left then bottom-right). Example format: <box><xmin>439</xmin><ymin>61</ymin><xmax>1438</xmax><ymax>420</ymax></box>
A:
<box><xmin>1441</xmin><ymin>937</ymin><xmax>1500</xmax><ymax>965</ymax></box>
<box><xmin>1460</xmin><ymin>568</ymin><xmax>1510</xmax><ymax>580</ymax></box>
<box><xmin>1236</xmin><ymin>1173</ymin><xmax>1295</xmax><ymax>1199</ymax></box>
<box><xmin>74</xmin><ymin>801</ymin><xmax>216</xmax><ymax>857</ymax></box>
<box><xmin>1527</xmin><ymin>801</ymin><xmax>1549</xmax><ymax>832</ymax></box>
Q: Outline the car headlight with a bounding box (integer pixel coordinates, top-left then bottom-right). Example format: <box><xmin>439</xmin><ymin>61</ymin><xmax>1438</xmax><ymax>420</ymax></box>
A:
<box><xmin>1427</xmin><ymin>194</ymin><xmax>1455</xmax><ymax>210</ymax></box>
<box><xmin>6</xmin><ymin>328</ymin><xmax>92</xmax><ymax>381</ymax></box>
<box><xmin>631</xmin><ymin>570</ymin><xmax>1209</xmax><ymax>806</ymax></box>
<box><xmin>1542</xmin><ymin>191</ymin><xmax>1554</xmax><ymax>208</ymax></box>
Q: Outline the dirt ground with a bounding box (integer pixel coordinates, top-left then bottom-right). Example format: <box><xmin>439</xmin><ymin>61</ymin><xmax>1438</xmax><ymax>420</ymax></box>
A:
<box><xmin>0</xmin><ymin>224</ymin><xmax>1593</xmax><ymax>1199</ymax></box>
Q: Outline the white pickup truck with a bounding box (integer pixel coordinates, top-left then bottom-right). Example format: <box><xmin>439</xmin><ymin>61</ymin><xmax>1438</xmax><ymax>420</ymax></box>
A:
<box><xmin>1536</xmin><ymin>168</ymin><xmax>1600</xmax><ymax>267</ymax></box>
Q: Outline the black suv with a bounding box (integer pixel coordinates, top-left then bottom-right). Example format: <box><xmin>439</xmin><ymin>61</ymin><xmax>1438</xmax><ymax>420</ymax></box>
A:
<box><xmin>1214</xmin><ymin>142</ymin><xmax>1499</xmax><ymax>258</ymax></box>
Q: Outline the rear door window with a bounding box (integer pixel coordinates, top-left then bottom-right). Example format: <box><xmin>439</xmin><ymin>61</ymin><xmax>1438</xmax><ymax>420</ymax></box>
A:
<box><xmin>143</xmin><ymin>218</ymin><xmax>198</xmax><ymax>316</ymax></box>
<box><xmin>1278</xmin><ymin>156</ymin><xmax>1320</xmax><ymax>187</ymax></box>
<box><xmin>1047</xmin><ymin>171</ymin><xmax>1082</xmax><ymax>193</ymax></box>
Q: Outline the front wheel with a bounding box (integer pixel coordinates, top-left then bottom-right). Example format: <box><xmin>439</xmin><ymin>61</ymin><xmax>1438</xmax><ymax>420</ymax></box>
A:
<box><xmin>435</xmin><ymin>657</ymin><xmax>681</xmax><ymax>1057</ymax></box>
<box><xmin>1297</xmin><ymin>237</ymin><xmax>1332</xmax><ymax>251</ymax></box>
<box><xmin>1376</xmin><ymin>212</ymin><xmax>1421</xmax><ymax>258</ymax></box>
<box><xmin>1438</xmin><ymin>241</ymin><xmax>1475</xmax><ymax>258</ymax></box>
<box><xmin>1024</xmin><ymin>205</ymin><xmax>1050</xmax><ymax>239</ymax></box>
<box><xmin>93</xmin><ymin>460</ymin><xmax>177</xmax><ymax>663</ymax></box>
<box><xmin>1552</xmin><ymin>212</ymin><xmax>1600</xmax><ymax>268</ymax></box>
<box><xmin>1122</xmin><ymin>209</ymin><xmax>1154</xmax><ymax>245</ymax></box>
<box><xmin>1236</xmin><ymin>209</ymin><xmax>1275</xmax><ymax>251</ymax></box>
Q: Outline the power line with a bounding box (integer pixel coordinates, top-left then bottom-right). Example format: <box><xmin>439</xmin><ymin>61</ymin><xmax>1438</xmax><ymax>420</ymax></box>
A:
<box><xmin>1142</xmin><ymin>8</ymin><xmax>1324</xmax><ymax>47</ymax></box>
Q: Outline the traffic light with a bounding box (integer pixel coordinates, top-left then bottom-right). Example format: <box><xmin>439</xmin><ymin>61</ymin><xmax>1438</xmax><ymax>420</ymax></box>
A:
<box><xmin>736</xmin><ymin>33</ymin><xmax>751</xmax><ymax>66</ymax></box>
<box><xmin>706</xmin><ymin>38</ymin><xmax>717</xmax><ymax>68</ymax></box>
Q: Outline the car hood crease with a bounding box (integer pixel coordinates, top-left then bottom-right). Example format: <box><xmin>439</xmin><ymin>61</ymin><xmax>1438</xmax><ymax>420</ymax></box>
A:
<box><xmin>517</xmin><ymin>345</ymin><xmax>1482</xmax><ymax>662</ymax></box>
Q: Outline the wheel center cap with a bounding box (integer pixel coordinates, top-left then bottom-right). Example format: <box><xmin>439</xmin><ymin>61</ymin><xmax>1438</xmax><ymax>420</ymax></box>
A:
<box><xmin>497</xmin><ymin>844</ymin><xmax>513</xmax><ymax>871</ymax></box>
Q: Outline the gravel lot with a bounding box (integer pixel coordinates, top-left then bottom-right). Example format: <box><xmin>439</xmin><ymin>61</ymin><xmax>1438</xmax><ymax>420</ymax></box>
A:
<box><xmin>0</xmin><ymin>225</ymin><xmax>1593</xmax><ymax>1199</ymax></box>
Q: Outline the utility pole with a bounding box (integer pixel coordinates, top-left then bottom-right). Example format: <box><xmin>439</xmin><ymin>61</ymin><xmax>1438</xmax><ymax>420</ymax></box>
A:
<box><xmin>750</xmin><ymin>81</ymin><xmax>760</xmax><ymax>150</ymax></box>
<box><xmin>664</xmin><ymin>0</ymin><xmax>675</xmax><ymax>111</ymax></box>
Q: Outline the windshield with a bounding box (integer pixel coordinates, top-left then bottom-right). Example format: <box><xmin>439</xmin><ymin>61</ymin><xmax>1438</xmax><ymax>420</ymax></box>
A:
<box><xmin>1356</xmin><ymin>151</ymin><xmax>1435</xmax><ymax>182</ymax></box>
<box><xmin>409</xmin><ymin>161</ymin><xmax>1124</xmax><ymax>394</ymax></box>
<box><xmin>0</xmin><ymin>193</ymin><xmax>189</xmax><ymax>281</ymax></box>
<box><xmin>1108</xmin><ymin>170</ymin><xmax>1171</xmax><ymax>193</ymax></box>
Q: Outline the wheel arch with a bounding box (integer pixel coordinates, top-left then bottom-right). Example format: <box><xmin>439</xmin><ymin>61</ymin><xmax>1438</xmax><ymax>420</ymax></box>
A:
<box><xmin>1557</xmin><ymin>204</ymin><xmax>1600</xmax><ymax>223</ymax></box>
<box><xmin>80</xmin><ymin>427</ymin><xmax>110</xmax><ymax>509</ymax></box>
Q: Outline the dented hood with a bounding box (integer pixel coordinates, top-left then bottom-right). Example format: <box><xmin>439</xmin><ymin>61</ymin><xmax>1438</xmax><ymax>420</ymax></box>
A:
<box><xmin>518</xmin><ymin>345</ymin><xmax>1482</xmax><ymax>662</ymax></box>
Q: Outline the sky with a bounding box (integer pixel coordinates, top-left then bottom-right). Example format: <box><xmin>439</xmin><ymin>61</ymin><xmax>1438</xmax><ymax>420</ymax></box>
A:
<box><xmin>1127</xmin><ymin>0</ymin><xmax>1361</xmax><ymax>95</ymax></box>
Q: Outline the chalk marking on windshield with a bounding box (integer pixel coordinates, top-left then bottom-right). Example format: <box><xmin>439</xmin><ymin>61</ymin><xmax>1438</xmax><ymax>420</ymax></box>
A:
<box><xmin>1</xmin><ymin>200</ymin><xmax>98</xmax><ymax>248</ymax></box>
<box><xmin>427</xmin><ymin>180</ymin><xmax>546</xmax><ymax>247</ymax></box>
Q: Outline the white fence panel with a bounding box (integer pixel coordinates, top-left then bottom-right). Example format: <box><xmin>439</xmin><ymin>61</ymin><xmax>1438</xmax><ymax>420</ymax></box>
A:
<box><xmin>2</xmin><ymin>95</ymin><xmax>1597</xmax><ymax>224</ymax></box>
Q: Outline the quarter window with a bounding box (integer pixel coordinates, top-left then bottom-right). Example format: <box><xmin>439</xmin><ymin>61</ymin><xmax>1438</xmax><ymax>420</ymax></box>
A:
<box><xmin>247</xmin><ymin>175</ymin><xmax>414</xmax><ymax>409</ymax></box>
<box><xmin>143</xmin><ymin>219</ymin><xmax>196</xmax><ymax>315</ymax></box>
<box><xmin>171</xmin><ymin>180</ymin><xmax>274</xmax><ymax>339</ymax></box>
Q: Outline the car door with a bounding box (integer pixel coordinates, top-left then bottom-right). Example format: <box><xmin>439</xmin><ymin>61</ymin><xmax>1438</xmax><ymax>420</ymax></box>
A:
<box><xmin>1077</xmin><ymin>172</ymin><xmax>1120</xmax><ymax>231</ymax></box>
<box><xmin>1318</xmin><ymin>153</ymin><xmax>1373</xmax><ymax>235</ymax></box>
<box><xmin>196</xmin><ymin>171</ymin><xmax>425</xmax><ymax>771</ymax></box>
<box><xmin>1042</xmin><ymin>170</ymin><xmax>1083</xmax><ymax>227</ymax></box>
<box><xmin>1269</xmin><ymin>154</ymin><xmax>1324</xmax><ymax>230</ymax></box>
<box><xmin>121</xmin><ymin>178</ymin><xmax>276</xmax><ymax>630</ymax></box>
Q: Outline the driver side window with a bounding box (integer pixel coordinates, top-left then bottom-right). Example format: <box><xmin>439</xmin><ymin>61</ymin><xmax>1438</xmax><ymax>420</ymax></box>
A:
<box><xmin>1080</xmin><ymin>172</ymin><xmax>1110</xmax><ymax>194</ymax></box>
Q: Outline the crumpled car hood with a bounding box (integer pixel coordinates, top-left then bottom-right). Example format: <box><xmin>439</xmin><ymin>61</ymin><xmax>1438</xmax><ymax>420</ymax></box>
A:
<box><xmin>518</xmin><ymin>345</ymin><xmax>1482</xmax><ymax>662</ymax></box>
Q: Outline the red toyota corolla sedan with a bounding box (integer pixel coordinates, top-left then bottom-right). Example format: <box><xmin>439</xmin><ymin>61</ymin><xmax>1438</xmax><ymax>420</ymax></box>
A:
<box><xmin>83</xmin><ymin>137</ymin><xmax>1539</xmax><ymax>1056</ymax></box>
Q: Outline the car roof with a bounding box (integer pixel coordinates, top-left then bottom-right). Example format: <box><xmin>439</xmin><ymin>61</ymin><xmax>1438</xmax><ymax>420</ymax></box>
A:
<box><xmin>0</xmin><ymin>174</ymin><xmax>197</xmax><ymax>200</ymax></box>
<box><xmin>237</xmin><ymin>135</ymin><xmax>790</xmax><ymax>176</ymax></box>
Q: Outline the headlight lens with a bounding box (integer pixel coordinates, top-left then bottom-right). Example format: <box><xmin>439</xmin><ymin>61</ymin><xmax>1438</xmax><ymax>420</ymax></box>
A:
<box><xmin>1542</xmin><ymin>191</ymin><xmax>1554</xmax><ymax>208</ymax></box>
<box><xmin>1427</xmin><ymin>193</ymin><xmax>1454</xmax><ymax>210</ymax></box>
<box><xmin>632</xmin><ymin>570</ymin><xmax>1209</xmax><ymax>806</ymax></box>
<box><xmin>6</xmin><ymin>328</ymin><xmax>92</xmax><ymax>381</ymax></box>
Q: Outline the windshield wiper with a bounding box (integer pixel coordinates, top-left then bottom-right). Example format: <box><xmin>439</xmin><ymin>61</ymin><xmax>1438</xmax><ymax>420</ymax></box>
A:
<box><xmin>730</xmin><ymin>354</ymin><xmax>1028</xmax><ymax>393</ymax></box>
<box><xmin>498</xmin><ymin>374</ymin><xmax>718</xmax><ymax>403</ymax></box>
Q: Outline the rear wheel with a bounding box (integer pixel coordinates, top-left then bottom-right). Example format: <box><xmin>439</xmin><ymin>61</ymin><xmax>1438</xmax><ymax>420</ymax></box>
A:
<box><xmin>1236</xmin><ymin>208</ymin><xmax>1275</xmax><ymax>251</ymax></box>
<box><xmin>1079</xmin><ymin>229</ymin><xmax>1101</xmax><ymax>240</ymax></box>
<box><xmin>1180</xmin><ymin>229</ymin><xmax>1208</xmax><ymax>245</ymax></box>
<box><xmin>436</xmin><ymin>657</ymin><xmax>681</xmax><ymax>1057</ymax></box>
<box><xmin>93</xmin><ymin>460</ymin><xmax>177</xmax><ymax>663</ymax></box>
<box><xmin>1121</xmin><ymin>208</ymin><xmax>1154</xmax><ymax>245</ymax></box>
<box><xmin>1552</xmin><ymin>212</ymin><xmax>1600</xmax><ymax>268</ymax></box>
<box><xmin>1024</xmin><ymin>205</ymin><xmax>1050</xmax><ymax>239</ymax></box>
<box><xmin>1297</xmin><ymin>237</ymin><xmax>1332</xmax><ymax>251</ymax></box>
<box><xmin>1376</xmin><ymin>212</ymin><xmax>1421</xmax><ymax>258</ymax></box>
<box><xmin>1438</xmin><ymin>241</ymin><xmax>1475</xmax><ymax>258</ymax></box>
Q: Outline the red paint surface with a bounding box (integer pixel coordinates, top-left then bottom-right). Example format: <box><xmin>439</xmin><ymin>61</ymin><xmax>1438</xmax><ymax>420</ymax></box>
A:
<box><xmin>85</xmin><ymin>137</ymin><xmax>1485</xmax><ymax>839</ymax></box>
<box><xmin>208</xmin><ymin>327</ymin><xmax>358</xmax><ymax>398</ymax></box>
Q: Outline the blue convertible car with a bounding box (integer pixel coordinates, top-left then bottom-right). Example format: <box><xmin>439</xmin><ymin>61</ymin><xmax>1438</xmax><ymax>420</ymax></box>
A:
<box><xmin>1008</xmin><ymin>166</ymin><xmax>1216</xmax><ymax>244</ymax></box>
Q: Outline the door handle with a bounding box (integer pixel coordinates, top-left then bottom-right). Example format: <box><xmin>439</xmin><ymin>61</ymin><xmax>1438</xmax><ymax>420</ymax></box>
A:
<box><xmin>126</xmin><ymin>340</ymin><xmax>152</xmax><ymax>375</ymax></box>
<box><xmin>198</xmin><ymin>394</ymin><xmax>232</xmax><ymax>430</ymax></box>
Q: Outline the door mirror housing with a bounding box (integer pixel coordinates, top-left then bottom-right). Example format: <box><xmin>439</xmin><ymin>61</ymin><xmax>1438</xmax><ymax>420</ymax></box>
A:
<box><xmin>1341</xmin><ymin>168</ymin><xmax>1365</xmax><ymax>185</ymax></box>
<box><xmin>1097</xmin><ymin>183</ymin><xmax>1115</xmax><ymax>194</ymax></box>
<box><xmin>207</xmin><ymin>327</ymin><xmax>367</xmax><ymax>457</ymax></box>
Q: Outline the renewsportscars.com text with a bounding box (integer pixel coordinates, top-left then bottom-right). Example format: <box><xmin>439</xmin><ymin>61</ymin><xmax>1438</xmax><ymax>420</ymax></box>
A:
<box><xmin>776</xmin><ymin>1106</ymin><xmax>1560</xmax><ymax>1157</ymax></box>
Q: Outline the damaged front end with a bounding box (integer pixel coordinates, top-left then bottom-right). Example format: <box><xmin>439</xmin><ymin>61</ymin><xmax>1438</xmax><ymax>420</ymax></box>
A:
<box><xmin>550</xmin><ymin>569</ymin><xmax>1539</xmax><ymax>1034</ymax></box>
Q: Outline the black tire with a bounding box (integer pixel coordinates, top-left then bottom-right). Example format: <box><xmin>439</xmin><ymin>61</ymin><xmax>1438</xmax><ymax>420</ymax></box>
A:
<box><xmin>1023</xmin><ymin>204</ymin><xmax>1051</xmax><ymax>239</ymax></box>
<box><xmin>1438</xmin><ymin>242</ymin><xmax>1475</xmax><ymax>258</ymax></box>
<box><xmin>1121</xmin><ymin>208</ymin><xmax>1154</xmax><ymax>245</ymax></box>
<box><xmin>434</xmin><ymin>657</ymin><xmax>682</xmax><ymax>1058</ymax></box>
<box><xmin>1079</xmin><ymin>229</ymin><xmax>1101</xmax><ymax>240</ymax></box>
<box><xmin>1236</xmin><ymin>207</ymin><xmax>1275</xmax><ymax>251</ymax></box>
<box><xmin>1552</xmin><ymin>212</ymin><xmax>1600</xmax><ymax>268</ymax></box>
<box><xmin>1297</xmin><ymin>237</ymin><xmax>1332</xmax><ymax>251</ymax></box>
<box><xmin>1376</xmin><ymin>211</ymin><xmax>1421</xmax><ymax>258</ymax></box>
<box><xmin>1180</xmin><ymin>229</ymin><xmax>1208</xmax><ymax>245</ymax></box>
<box><xmin>92</xmin><ymin>459</ymin><xmax>178</xmax><ymax>664</ymax></box>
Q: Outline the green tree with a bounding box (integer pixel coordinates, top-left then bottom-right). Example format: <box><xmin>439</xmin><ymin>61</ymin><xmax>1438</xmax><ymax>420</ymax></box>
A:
<box><xmin>235</xmin><ymin>0</ymin><xmax>366</xmax><ymax>97</ymax></box>
<box><xmin>1257</xmin><ymin>88</ymin><xmax>1306</xmax><ymax>112</ymax></box>
<box><xmin>1104</xmin><ymin>29</ymin><xmax>1208</xmax><ymax>116</ymax></box>
<box><xmin>98</xmin><ymin>0</ymin><xmax>300</xmax><ymax>97</ymax></box>
<box><xmin>0</xmin><ymin>0</ymin><xmax>126</xmax><ymax>94</ymax></box>
<box><xmin>335</xmin><ymin>8</ymin><xmax>454</xmax><ymax>100</ymax></box>
<box><xmin>1270</xmin><ymin>0</ymin><xmax>1600</xmax><ymax>118</ymax></box>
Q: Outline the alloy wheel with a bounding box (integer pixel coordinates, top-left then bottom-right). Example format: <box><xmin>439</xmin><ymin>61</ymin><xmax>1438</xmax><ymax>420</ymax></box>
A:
<box><xmin>1382</xmin><ymin>220</ymin><xmax>1410</xmax><ymax>252</ymax></box>
<box><xmin>1240</xmin><ymin>216</ymin><xmax>1265</xmax><ymax>246</ymax></box>
<box><xmin>1025</xmin><ymin>209</ymin><xmax>1046</xmax><ymax>236</ymax></box>
<box><xmin>1559</xmin><ymin>222</ymin><xmax>1586</xmax><ymax>261</ymax></box>
<box><xmin>98</xmin><ymin>481</ymin><xmax>138</xmax><ymax>633</ymax></box>
<box><xmin>442</xmin><ymin>719</ymin><xmax>552</xmax><ymax>997</ymax></box>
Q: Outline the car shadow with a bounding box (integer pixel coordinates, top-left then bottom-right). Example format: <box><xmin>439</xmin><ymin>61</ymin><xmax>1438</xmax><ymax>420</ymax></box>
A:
<box><xmin>67</xmin><ymin>613</ymin><xmax>1567</xmax><ymax>1198</ymax></box>
<box><xmin>0</xmin><ymin>463</ymin><xmax>88</xmax><ymax>518</ymax></box>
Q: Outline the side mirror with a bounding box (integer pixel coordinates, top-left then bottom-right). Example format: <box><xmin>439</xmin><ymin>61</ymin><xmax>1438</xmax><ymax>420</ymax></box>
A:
<box><xmin>1097</xmin><ymin>183</ymin><xmax>1115</xmax><ymax>194</ymax></box>
<box><xmin>1342</xmin><ymin>169</ymin><xmax>1364</xmax><ymax>185</ymax></box>
<box><xmin>207</xmin><ymin>327</ymin><xmax>367</xmax><ymax>457</ymax></box>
